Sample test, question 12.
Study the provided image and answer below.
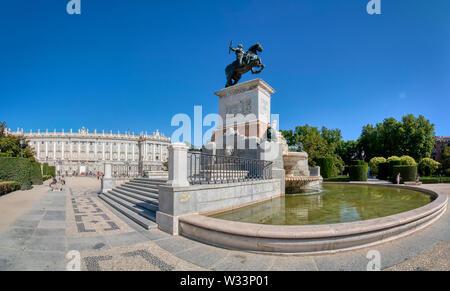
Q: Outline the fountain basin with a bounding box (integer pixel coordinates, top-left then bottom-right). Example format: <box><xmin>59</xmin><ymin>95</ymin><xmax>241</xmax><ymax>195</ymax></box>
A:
<box><xmin>178</xmin><ymin>184</ymin><xmax>447</xmax><ymax>253</ymax></box>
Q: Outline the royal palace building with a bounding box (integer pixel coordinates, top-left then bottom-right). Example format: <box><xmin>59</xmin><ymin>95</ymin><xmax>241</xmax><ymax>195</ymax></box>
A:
<box><xmin>8</xmin><ymin>127</ymin><xmax>170</xmax><ymax>176</ymax></box>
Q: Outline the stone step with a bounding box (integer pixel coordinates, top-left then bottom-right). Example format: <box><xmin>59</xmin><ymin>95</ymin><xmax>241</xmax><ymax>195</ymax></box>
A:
<box><xmin>110</xmin><ymin>188</ymin><xmax>158</xmax><ymax>206</ymax></box>
<box><xmin>134</xmin><ymin>178</ymin><xmax>167</xmax><ymax>185</ymax></box>
<box><xmin>108</xmin><ymin>191</ymin><xmax>158</xmax><ymax>212</ymax></box>
<box><xmin>118</xmin><ymin>184</ymin><xmax>159</xmax><ymax>198</ymax></box>
<box><xmin>122</xmin><ymin>182</ymin><xmax>159</xmax><ymax>193</ymax></box>
<box><xmin>99</xmin><ymin>194</ymin><xmax>157</xmax><ymax>229</ymax></box>
<box><xmin>103</xmin><ymin>192</ymin><xmax>157</xmax><ymax>222</ymax></box>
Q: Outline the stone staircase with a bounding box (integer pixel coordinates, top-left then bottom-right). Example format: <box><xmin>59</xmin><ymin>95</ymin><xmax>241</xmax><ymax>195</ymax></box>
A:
<box><xmin>99</xmin><ymin>177</ymin><xmax>167</xmax><ymax>230</ymax></box>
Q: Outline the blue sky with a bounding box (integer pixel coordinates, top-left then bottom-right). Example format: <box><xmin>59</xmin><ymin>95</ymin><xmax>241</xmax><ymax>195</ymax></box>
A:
<box><xmin>1</xmin><ymin>0</ymin><xmax>449</xmax><ymax>143</ymax></box>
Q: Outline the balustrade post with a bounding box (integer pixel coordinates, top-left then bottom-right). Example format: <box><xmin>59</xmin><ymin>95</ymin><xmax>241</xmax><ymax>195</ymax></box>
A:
<box><xmin>166</xmin><ymin>143</ymin><xmax>189</xmax><ymax>187</ymax></box>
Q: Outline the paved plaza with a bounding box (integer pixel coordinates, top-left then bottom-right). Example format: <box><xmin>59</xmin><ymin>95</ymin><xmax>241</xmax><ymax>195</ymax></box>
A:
<box><xmin>0</xmin><ymin>177</ymin><xmax>449</xmax><ymax>271</ymax></box>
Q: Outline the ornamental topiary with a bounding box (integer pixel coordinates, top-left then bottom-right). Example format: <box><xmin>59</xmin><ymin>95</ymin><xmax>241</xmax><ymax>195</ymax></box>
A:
<box><xmin>349</xmin><ymin>163</ymin><xmax>368</xmax><ymax>181</ymax></box>
<box><xmin>400</xmin><ymin>155</ymin><xmax>417</xmax><ymax>166</ymax></box>
<box><xmin>369</xmin><ymin>157</ymin><xmax>387</xmax><ymax>176</ymax></box>
<box><xmin>392</xmin><ymin>165</ymin><xmax>417</xmax><ymax>183</ymax></box>
<box><xmin>418</xmin><ymin>158</ymin><xmax>441</xmax><ymax>176</ymax></box>
<box><xmin>315</xmin><ymin>157</ymin><xmax>335</xmax><ymax>178</ymax></box>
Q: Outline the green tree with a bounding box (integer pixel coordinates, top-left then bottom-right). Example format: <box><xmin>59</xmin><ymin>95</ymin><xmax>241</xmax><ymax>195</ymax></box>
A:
<box><xmin>0</xmin><ymin>121</ymin><xmax>35</xmax><ymax>160</ymax></box>
<box><xmin>358</xmin><ymin>115</ymin><xmax>435</xmax><ymax>161</ymax></box>
<box><xmin>335</xmin><ymin>140</ymin><xmax>360</xmax><ymax>165</ymax></box>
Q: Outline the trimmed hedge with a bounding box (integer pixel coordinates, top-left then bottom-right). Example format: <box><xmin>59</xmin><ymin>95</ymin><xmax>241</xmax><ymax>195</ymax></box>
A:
<box><xmin>0</xmin><ymin>157</ymin><xmax>32</xmax><ymax>190</ymax></box>
<box><xmin>315</xmin><ymin>157</ymin><xmax>334</xmax><ymax>178</ymax></box>
<box><xmin>388</xmin><ymin>160</ymin><xmax>403</xmax><ymax>179</ymax></box>
<box><xmin>377</xmin><ymin>162</ymin><xmax>390</xmax><ymax>180</ymax></box>
<box><xmin>42</xmin><ymin>175</ymin><xmax>52</xmax><ymax>181</ymax></box>
<box><xmin>30</xmin><ymin>162</ymin><xmax>43</xmax><ymax>185</ymax></box>
<box><xmin>350</xmin><ymin>160</ymin><xmax>365</xmax><ymax>166</ymax></box>
<box><xmin>0</xmin><ymin>181</ymin><xmax>21</xmax><ymax>195</ymax></box>
<box><xmin>420</xmin><ymin>176</ymin><xmax>450</xmax><ymax>184</ymax></box>
<box><xmin>323</xmin><ymin>175</ymin><xmax>350</xmax><ymax>182</ymax></box>
<box><xmin>392</xmin><ymin>165</ymin><xmax>417</xmax><ymax>183</ymax></box>
<box><xmin>349</xmin><ymin>164</ymin><xmax>368</xmax><ymax>181</ymax></box>
<box><xmin>42</xmin><ymin>163</ymin><xmax>56</xmax><ymax>177</ymax></box>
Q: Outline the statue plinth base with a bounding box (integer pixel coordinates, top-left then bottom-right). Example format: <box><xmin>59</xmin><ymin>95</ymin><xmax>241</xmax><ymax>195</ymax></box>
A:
<box><xmin>213</xmin><ymin>79</ymin><xmax>275</xmax><ymax>139</ymax></box>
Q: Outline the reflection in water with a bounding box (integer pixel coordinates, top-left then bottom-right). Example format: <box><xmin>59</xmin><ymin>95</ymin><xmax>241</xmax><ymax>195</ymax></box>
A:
<box><xmin>211</xmin><ymin>184</ymin><xmax>432</xmax><ymax>225</ymax></box>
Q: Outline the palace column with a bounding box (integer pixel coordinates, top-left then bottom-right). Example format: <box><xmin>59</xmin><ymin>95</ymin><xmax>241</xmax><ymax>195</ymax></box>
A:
<box><xmin>110</xmin><ymin>143</ymin><xmax>113</xmax><ymax>160</ymax></box>
<box><xmin>117</xmin><ymin>143</ymin><xmax>121</xmax><ymax>161</ymax></box>
<box><xmin>125</xmin><ymin>143</ymin><xmax>128</xmax><ymax>161</ymax></box>
<box><xmin>45</xmin><ymin>141</ymin><xmax>48</xmax><ymax>158</ymax></box>
<box><xmin>53</xmin><ymin>142</ymin><xmax>56</xmax><ymax>160</ymax></box>
<box><xmin>132</xmin><ymin>143</ymin><xmax>135</xmax><ymax>161</ymax></box>
<box><xmin>102</xmin><ymin>142</ymin><xmax>105</xmax><ymax>160</ymax></box>
<box><xmin>62</xmin><ymin>139</ymin><xmax>65</xmax><ymax>160</ymax></box>
<box><xmin>153</xmin><ymin>143</ymin><xmax>156</xmax><ymax>161</ymax></box>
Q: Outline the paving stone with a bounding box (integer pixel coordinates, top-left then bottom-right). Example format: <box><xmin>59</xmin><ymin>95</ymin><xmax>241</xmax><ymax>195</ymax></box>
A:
<box><xmin>153</xmin><ymin>236</ymin><xmax>201</xmax><ymax>254</ymax></box>
<box><xmin>270</xmin><ymin>256</ymin><xmax>318</xmax><ymax>271</ymax></box>
<box><xmin>0</xmin><ymin>233</ymin><xmax>31</xmax><ymax>249</ymax></box>
<box><xmin>212</xmin><ymin>251</ymin><xmax>275</xmax><ymax>271</ymax></box>
<box><xmin>9</xmin><ymin>250</ymin><xmax>66</xmax><ymax>271</ymax></box>
<box><xmin>38</xmin><ymin>220</ymin><xmax>66</xmax><ymax>229</ymax></box>
<box><xmin>26</xmin><ymin>236</ymin><xmax>66</xmax><ymax>252</ymax></box>
<box><xmin>43</xmin><ymin>210</ymin><xmax>66</xmax><ymax>221</ymax></box>
<box><xmin>1</xmin><ymin>227</ymin><xmax>35</xmax><ymax>239</ymax></box>
<box><xmin>174</xmin><ymin>245</ymin><xmax>230</xmax><ymax>269</ymax></box>
<box><xmin>104</xmin><ymin>231</ymin><xmax>149</xmax><ymax>247</ymax></box>
<box><xmin>139</xmin><ymin>229</ymin><xmax>171</xmax><ymax>241</ymax></box>
<box><xmin>34</xmin><ymin>228</ymin><xmax>66</xmax><ymax>237</ymax></box>
<box><xmin>10</xmin><ymin>219</ymin><xmax>40</xmax><ymax>229</ymax></box>
<box><xmin>67</xmin><ymin>236</ymin><xmax>110</xmax><ymax>251</ymax></box>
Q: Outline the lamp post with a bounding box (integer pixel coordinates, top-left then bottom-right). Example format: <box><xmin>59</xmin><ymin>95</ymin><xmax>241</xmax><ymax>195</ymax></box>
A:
<box><xmin>19</xmin><ymin>138</ymin><xmax>24</xmax><ymax>158</ymax></box>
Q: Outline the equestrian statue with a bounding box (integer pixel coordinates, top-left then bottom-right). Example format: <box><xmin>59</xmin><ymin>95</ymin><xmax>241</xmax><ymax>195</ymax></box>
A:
<box><xmin>225</xmin><ymin>41</ymin><xmax>265</xmax><ymax>87</ymax></box>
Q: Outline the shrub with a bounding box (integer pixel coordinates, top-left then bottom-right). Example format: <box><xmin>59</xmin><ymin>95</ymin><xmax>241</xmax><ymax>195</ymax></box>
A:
<box><xmin>0</xmin><ymin>181</ymin><xmax>21</xmax><ymax>195</ymax></box>
<box><xmin>323</xmin><ymin>175</ymin><xmax>350</xmax><ymax>182</ymax></box>
<box><xmin>420</xmin><ymin>176</ymin><xmax>450</xmax><ymax>184</ymax></box>
<box><xmin>42</xmin><ymin>175</ymin><xmax>52</xmax><ymax>181</ymax></box>
<box><xmin>400</xmin><ymin>155</ymin><xmax>417</xmax><ymax>166</ymax></box>
<box><xmin>418</xmin><ymin>158</ymin><xmax>441</xmax><ymax>176</ymax></box>
<box><xmin>445</xmin><ymin>169</ymin><xmax>450</xmax><ymax>177</ymax></box>
<box><xmin>30</xmin><ymin>162</ymin><xmax>42</xmax><ymax>185</ymax></box>
<box><xmin>387</xmin><ymin>156</ymin><xmax>401</xmax><ymax>163</ymax></box>
<box><xmin>392</xmin><ymin>165</ymin><xmax>417</xmax><ymax>183</ymax></box>
<box><xmin>369</xmin><ymin>157</ymin><xmax>387</xmax><ymax>176</ymax></box>
<box><xmin>377</xmin><ymin>162</ymin><xmax>390</xmax><ymax>180</ymax></box>
<box><xmin>315</xmin><ymin>157</ymin><xmax>335</xmax><ymax>178</ymax></box>
<box><xmin>388</xmin><ymin>160</ymin><xmax>403</xmax><ymax>179</ymax></box>
<box><xmin>350</xmin><ymin>160</ymin><xmax>365</xmax><ymax>166</ymax></box>
<box><xmin>42</xmin><ymin>163</ymin><xmax>56</xmax><ymax>177</ymax></box>
<box><xmin>0</xmin><ymin>157</ymin><xmax>32</xmax><ymax>190</ymax></box>
<box><xmin>349</xmin><ymin>164</ymin><xmax>368</xmax><ymax>181</ymax></box>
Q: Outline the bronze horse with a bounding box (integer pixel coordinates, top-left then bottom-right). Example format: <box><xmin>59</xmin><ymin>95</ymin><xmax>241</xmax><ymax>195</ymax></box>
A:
<box><xmin>225</xmin><ymin>43</ymin><xmax>265</xmax><ymax>87</ymax></box>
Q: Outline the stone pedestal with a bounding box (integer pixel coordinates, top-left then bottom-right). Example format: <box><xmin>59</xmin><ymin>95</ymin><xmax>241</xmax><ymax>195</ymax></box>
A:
<box><xmin>166</xmin><ymin>143</ymin><xmax>189</xmax><ymax>187</ymax></box>
<box><xmin>213</xmin><ymin>79</ymin><xmax>275</xmax><ymax>140</ymax></box>
<box><xmin>102</xmin><ymin>163</ymin><xmax>115</xmax><ymax>193</ymax></box>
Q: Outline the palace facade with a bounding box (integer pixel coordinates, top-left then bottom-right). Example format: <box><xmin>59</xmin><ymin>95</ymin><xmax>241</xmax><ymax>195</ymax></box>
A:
<box><xmin>8</xmin><ymin>127</ymin><xmax>170</xmax><ymax>176</ymax></box>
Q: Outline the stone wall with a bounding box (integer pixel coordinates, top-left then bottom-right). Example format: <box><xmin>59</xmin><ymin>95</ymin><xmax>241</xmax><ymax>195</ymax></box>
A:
<box><xmin>156</xmin><ymin>179</ymin><xmax>282</xmax><ymax>235</ymax></box>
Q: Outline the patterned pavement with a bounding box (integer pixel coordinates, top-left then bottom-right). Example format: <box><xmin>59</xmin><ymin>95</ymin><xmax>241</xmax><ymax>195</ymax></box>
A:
<box><xmin>0</xmin><ymin>177</ymin><xmax>449</xmax><ymax>271</ymax></box>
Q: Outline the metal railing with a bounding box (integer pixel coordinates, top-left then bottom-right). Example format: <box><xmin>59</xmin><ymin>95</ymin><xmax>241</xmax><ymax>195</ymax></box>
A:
<box><xmin>187</xmin><ymin>151</ymin><xmax>272</xmax><ymax>184</ymax></box>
